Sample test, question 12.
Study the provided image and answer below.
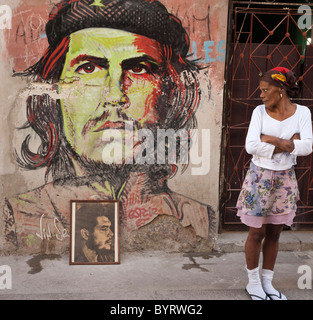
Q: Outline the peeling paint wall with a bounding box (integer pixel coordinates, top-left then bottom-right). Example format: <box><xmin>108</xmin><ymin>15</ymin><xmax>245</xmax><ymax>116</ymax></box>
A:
<box><xmin>0</xmin><ymin>0</ymin><xmax>228</xmax><ymax>255</ymax></box>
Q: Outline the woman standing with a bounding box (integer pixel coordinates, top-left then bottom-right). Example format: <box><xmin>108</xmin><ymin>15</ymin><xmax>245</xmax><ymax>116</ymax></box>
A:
<box><xmin>236</xmin><ymin>67</ymin><xmax>313</xmax><ymax>300</ymax></box>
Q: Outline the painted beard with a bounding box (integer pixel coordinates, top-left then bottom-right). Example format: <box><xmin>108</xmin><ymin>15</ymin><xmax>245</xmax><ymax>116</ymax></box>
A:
<box><xmin>74</xmin><ymin>154</ymin><xmax>172</xmax><ymax>193</ymax></box>
<box><xmin>61</xmin><ymin>120</ymin><xmax>173</xmax><ymax>192</ymax></box>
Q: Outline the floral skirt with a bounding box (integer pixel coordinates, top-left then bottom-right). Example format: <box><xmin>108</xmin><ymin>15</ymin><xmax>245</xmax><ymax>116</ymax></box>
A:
<box><xmin>236</xmin><ymin>162</ymin><xmax>299</xmax><ymax>228</ymax></box>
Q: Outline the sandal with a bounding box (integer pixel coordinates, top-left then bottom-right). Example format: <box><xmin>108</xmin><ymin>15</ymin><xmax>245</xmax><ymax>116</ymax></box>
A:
<box><xmin>265</xmin><ymin>291</ymin><xmax>287</xmax><ymax>300</ymax></box>
<box><xmin>245</xmin><ymin>288</ymin><xmax>270</xmax><ymax>300</ymax></box>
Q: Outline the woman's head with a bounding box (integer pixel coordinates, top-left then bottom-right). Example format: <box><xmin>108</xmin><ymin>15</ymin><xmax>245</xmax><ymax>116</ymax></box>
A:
<box><xmin>260</xmin><ymin>67</ymin><xmax>299</xmax><ymax>98</ymax></box>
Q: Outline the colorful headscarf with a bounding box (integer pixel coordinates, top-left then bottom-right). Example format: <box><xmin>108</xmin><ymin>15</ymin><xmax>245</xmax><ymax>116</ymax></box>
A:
<box><xmin>260</xmin><ymin>67</ymin><xmax>299</xmax><ymax>97</ymax></box>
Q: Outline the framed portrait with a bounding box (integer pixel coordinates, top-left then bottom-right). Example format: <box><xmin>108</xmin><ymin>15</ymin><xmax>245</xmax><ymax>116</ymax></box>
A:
<box><xmin>70</xmin><ymin>200</ymin><xmax>120</xmax><ymax>265</ymax></box>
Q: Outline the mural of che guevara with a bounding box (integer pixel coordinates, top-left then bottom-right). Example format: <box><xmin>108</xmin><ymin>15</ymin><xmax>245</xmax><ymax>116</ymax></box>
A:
<box><xmin>2</xmin><ymin>0</ymin><xmax>215</xmax><ymax>253</ymax></box>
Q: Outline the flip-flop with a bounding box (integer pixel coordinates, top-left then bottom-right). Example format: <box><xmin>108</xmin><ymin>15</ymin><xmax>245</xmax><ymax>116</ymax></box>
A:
<box><xmin>245</xmin><ymin>289</ymin><xmax>270</xmax><ymax>300</ymax></box>
<box><xmin>265</xmin><ymin>291</ymin><xmax>287</xmax><ymax>300</ymax></box>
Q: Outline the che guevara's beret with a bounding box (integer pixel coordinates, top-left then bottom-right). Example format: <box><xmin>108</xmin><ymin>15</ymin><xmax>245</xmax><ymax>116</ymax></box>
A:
<box><xmin>46</xmin><ymin>0</ymin><xmax>190</xmax><ymax>57</ymax></box>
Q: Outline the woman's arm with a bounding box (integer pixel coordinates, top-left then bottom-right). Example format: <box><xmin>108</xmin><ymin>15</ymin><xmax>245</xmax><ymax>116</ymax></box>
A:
<box><xmin>245</xmin><ymin>107</ymin><xmax>276</xmax><ymax>158</ymax></box>
<box><xmin>260</xmin><ymin>133</ymin><xmax>299</xmax><ymax>154</ymax></box>
<box><xmin>261</xmin><ymin>107</ymin><xmax>313</xmax><ymax>157</ymax></box>
<box><xmin>291</xmin><ymin>108</ymin><xmax>313</xmax><ymax>156</ymax></box>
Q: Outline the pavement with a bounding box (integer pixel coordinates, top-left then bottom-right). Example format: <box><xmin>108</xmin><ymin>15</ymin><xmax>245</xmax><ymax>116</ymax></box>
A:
<box><xmin>0</xmin><ymin>231</ymin><xmax>312</xmax><ymax>301</ymax></box>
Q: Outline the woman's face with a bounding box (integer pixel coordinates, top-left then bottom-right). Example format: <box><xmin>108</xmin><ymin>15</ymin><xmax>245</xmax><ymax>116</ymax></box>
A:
<box><xmin>259</xmin><ymin>80</ymin><xmax>282</xmax><ymax>109</ymax></box>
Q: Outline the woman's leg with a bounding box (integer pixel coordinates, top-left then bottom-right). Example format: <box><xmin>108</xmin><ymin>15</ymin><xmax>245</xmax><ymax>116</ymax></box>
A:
<box><xmin>261</xmin><ymin>224</ymin><xmax>287</xmax><ymax>299</ymax></box>
<box><xmin>245</xmin><ymin>226</ymin><xmax>266</xmax><ymax>270</ymax></box>
<box><xmin>244</xmin><ymin>226</ymin><xmax>268</xmax><ymax>299</ymax></box>
<box><xmin>262</xmin><ymin>224</ymin><xmax>284</xmax><ymax>270</ymax></box>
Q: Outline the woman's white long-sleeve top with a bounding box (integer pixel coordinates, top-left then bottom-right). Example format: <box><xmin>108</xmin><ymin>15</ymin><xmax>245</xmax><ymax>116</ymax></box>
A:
<box><xmin>245</xmin><ymin>104</ymin><xmax>313</xmax><ymax>170</ymax></box>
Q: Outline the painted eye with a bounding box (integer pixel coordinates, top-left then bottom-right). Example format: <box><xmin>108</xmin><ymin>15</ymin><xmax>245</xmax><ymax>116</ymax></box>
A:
<box><xmin>129</xmin><ymin>65</ymin><xmax>147</xmax><ymax>75</ymax></box>
<box><xmin>76</xmin><ymin>63</ymin><xmax>102</xmax><ymax>74</ymax></box>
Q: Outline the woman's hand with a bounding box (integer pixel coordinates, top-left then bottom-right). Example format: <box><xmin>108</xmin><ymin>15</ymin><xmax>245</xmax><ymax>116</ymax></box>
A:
<box><xmin>291</xmin><ymin>133</ymin><xmax>300</xmax><ymax>141</ymax></box>
<box><xmin>260</xmin><ymin>134</ymin><xmax>297</xmax><ymax>154</ymax></box>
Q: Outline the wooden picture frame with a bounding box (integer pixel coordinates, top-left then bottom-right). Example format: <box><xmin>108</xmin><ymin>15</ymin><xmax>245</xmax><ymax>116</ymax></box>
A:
<box><xmin>70</xmin><ymin>200</ymin><xmax>120</xmax><ymax>265</ymax></box>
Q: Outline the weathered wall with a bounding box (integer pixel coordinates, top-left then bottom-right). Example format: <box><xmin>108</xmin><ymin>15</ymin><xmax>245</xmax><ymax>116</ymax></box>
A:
<box><xmin>0</xmin><ymin>0</ymin><xmax>228</xmax><ymax>255</ymax></box>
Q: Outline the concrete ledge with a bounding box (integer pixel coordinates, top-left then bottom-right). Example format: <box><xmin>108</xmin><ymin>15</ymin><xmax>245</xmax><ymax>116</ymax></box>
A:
<box><xmin>214</xmin><ymin>231</ymin><xmax>313</xmax><ymax>253</ymax></box>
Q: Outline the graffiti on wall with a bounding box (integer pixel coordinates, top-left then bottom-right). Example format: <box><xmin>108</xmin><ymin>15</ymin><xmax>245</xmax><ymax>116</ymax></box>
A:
<box><xmin>1</xmin><ymin>0</ymin><xmax>219</xmax><ymax>254</ymax></box>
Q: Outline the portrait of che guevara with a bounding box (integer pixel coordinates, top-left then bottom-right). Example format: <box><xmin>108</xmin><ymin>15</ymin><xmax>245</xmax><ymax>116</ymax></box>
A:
<box><xmin>2</xmin><ymin>0</ymin><xmax>215</xmax><ymax>254</ymax></box>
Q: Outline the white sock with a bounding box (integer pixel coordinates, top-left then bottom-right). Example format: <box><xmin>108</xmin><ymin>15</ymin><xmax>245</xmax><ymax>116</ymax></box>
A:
<box><xmin>261</xmin><ymin>269</ymin><xmax>287</xmax><ymax>300</ymax></box>
<box><xmin>245</xmin><ymin>266</ymin><xmax>268</xmax><ymax>300</ymax></box>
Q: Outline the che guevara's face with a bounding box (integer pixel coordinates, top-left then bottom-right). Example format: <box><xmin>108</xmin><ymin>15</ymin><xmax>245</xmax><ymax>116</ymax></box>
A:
<box><xmin>90</xmin><ymin>215</ymin><xmax>114</xmax><ymax>252</ymax></box>
<box><xmin>59</xmin><ymin>28</ymin><xmax>164</xmax><ymax>163</ymax></box>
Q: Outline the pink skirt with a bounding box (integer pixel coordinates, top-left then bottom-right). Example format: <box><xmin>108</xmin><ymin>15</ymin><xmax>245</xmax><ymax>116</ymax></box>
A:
<box><xmin>237</xmin><ymin>211</ymin><xmax>296</xmax><ymax>228</ymax></box>
<box><xmin>236</xmin><ymin>162</ymin><xmax>299</xmax><ymax>228</ymax></box>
